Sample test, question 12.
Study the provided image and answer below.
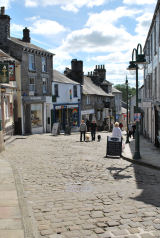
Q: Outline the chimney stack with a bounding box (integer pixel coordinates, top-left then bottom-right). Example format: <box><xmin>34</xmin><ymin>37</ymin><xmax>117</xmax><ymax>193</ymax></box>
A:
<box><xmin>22</xmin><ymin>27</ymin><xmax>30</xmax><ymax>43</ymax></box>
<box><xmin>1</xmin><ymin>7</ymin><xmax>5</xmax><ymax>15</ymax></box>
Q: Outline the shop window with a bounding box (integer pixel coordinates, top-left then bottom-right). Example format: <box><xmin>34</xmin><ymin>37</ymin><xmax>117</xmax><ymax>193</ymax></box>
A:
<box><xmin>31</xmin><ymin>104</ymin><xmax>42</xmax><ymax>128</ymax></box>
<box><xmin>54</xmin><ymin>84</ymin><xmax>59</xmax><ymax>97</ymax></box>
<box><xmin>29</xmin><ymin>54</ymin><xmax>36</xmax><ymax>71</ymax></box>
<box><xmin>4</xmin><ymin>96</ymin><xmax>9</xmax><ymax>120</ymax></box>
<box><xmin>42</xmin><ymin>57</ymin><xmax>47</xmax><ymax>72</ymax></box>
<box><xmin>42</xmin><ymin>78</ymin><xmax>47</xmax><ymax>94</ymax></box>
<box><xmin>73</xmin><ymin>85</ymin><xmax>77</xmax><ymax>97</ymax></box>
<box><xmin>29</xmin><ymin>77</ymin><xmax>35</xmax><ymax>92</ymax></box>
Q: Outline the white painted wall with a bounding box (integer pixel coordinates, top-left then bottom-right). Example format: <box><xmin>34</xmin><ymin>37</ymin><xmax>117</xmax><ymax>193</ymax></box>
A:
<box><xmin>52</xmin><ymin>82</ymin><xmax>81</xmax><ymax>104</ymax></box>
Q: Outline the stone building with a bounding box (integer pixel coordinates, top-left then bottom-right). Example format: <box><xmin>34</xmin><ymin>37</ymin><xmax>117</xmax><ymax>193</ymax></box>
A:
<box><xmin>64</xmin><ymin>59</ymin><xmax>114</xmax><ymax>130</ymax></box>
<box><xmin>0</xmin><ymin>7</ymin><xmax>54</xmax><ymax>134</ymax></box>
<box><xmin>52</xmin><ymin>70</ymin><xmax>81</xmax><ymax>132</ymax></box>
<box><xmin>143</xmin><ymin>0</ymin><xmax>160</xmax><ymax>146</ymax></box>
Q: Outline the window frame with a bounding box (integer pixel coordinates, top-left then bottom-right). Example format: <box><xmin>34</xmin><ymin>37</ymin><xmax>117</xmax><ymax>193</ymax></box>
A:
<box><xmin>42</xmin><ymin>78</ymin><xmax>47</xmax><ymax>94</ymax></box>
<box><xmin>28</xmin><ymin>54</ymin><xmax>36</xmax><ymax>71</ymax></box>
<box><xmin>42</xmin><ymin>57</ymin><xmax>47</xmax><ymax>72</ymax></box>
<box><xmin>29</xmin><ymin>77</ymin><xmax>35</xmax><ymax>92</ymax></box>
<box><xmin>54</xmin><ymin>84</ymin><xmax>59</xmax><ymax>97</ymax></box>
<box><xmin>73</xmin><ymin>85</ymin><xmax>77</xmax><ymax>97</ymax></box>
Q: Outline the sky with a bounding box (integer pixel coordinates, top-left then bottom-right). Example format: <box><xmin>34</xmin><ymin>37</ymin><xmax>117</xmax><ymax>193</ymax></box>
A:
<box><xmin>1</xmin><ymin>0</ymin><xmax>157</xmax><ymax>87</ymax></box>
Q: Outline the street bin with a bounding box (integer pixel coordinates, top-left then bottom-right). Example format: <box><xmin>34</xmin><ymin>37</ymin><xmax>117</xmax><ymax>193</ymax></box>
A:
<box><xmin>106</xmin><ymin>136</ymin><xmax>122</xmax><ymax>157</ymax></box>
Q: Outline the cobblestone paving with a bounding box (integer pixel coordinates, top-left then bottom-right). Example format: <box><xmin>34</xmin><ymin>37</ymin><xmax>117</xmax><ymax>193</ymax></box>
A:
<box><xmin>1</xmin><ymin>133</ymin><xmax>160</xmax><ymax>238</ymax></box>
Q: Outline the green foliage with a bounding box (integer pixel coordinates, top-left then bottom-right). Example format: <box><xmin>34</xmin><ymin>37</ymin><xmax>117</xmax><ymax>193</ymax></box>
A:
<box><xmin>114</xmin><ymin>84</ymin><xmax>136</xmax><ymax>103</ymax></box>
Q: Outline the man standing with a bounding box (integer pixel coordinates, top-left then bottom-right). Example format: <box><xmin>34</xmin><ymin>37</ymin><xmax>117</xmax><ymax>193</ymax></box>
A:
<box><xmin>80</xmin><ymin>120</ymin><xmax>87</xmax><ymax>142</ymax></box>
<box><xmin>90</xmin><ymin>120</ymin><xmax>97</xmax><ymax>141</ymax></box>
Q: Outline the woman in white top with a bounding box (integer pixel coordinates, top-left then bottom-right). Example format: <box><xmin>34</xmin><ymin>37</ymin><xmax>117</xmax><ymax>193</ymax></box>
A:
<box><xmin>112</xmin><ymin>122</ymin><xmax>122</xmax><ymax>138</ymax></box>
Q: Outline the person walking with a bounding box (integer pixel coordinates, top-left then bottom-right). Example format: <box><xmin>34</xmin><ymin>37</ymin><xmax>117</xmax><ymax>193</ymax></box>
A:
<box><xmin>112</xmin><ymin>122</ymin><xmax>122</xmax><ymax>138</ymax></box>
<box><xmin>90</xmin><ymin>120</ymin><xmax>97</xmax><ymax>141</ymax></box>
<box><xmin>132</xmin><ymin>122</ymin><xmax>136</xmax><ymax>139</ymax></box>
<box><xmin>128</xmin><ymin>123</ymin><xmax>133</xmax><ymax>138</ymax></box>
<box><xmin>80</xmin><ymin>120</ymin><xmax>87</xmax><ymax>142</ymax></box>
<box><xmin>119</xmin><ymin>122</ymin><xmax>123</xmax><ymax>131</ymax></box>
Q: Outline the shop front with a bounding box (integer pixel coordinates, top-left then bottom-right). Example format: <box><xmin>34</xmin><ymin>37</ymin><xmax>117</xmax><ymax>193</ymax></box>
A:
<box><xmin>53</xmin><ymin>103</ymin><xmax>80</xmax><ymax>132</ymax></box>
<box><xmin>23</xmin><ymin>96</ymin><xmax>46</xmax><ymax>134</ymax></box>
<box><xmin>81</xmin><ymin>109</ymin><xmax>95</xmax><ymax>122</ymax></box>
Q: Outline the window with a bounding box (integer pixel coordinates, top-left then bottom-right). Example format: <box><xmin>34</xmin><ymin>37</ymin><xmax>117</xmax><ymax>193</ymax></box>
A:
<box><xmin>29</xmin><ymin>54</ymin><xmax>35</xmax><ymax>71</ymax></box>
<box><xmin>73</xmin><ymin>85</ymin><xmax>77</xmax><ymax>97</ymax></box>
<box><xmin>42</xmin><ymin>57</ymin><xmax>47</xmax><ymax>72</ymax></box>
<box><xmin>150</xmin><ymin>34</ymin><xmax>153</xmax><ymax>62</ymax></box>
<box><xmin>29</xmin><ymin>77</ymin><xmax>35</xmax><ymax>92</ymax></box>
<box><xmin>42</xmin><ymin>78</ymin><xmax>47</xmax><ymax>94</ymax></box>
<box><xmin>86</xmin><ymin>96</ymin><xmax>90</xmax><ymax>105</ymax></box>
<box><xmin>4</xmin><ymin>96</ymin><xmax>9</xmax><ymax>120</ymax></box>
<box><xmin>54</xmin><ymin>84</ymin><xmax>58</xmax><ymax>97</ymax></box>
<box><xmin>154</xmin><ymin>24</ymin><xmax>157</xmax><ymax>55</ymax></box>
<box><xmin>155</xmin><ymin>68</ymin><xmax>157</xmax><ymax>98</ymax></box>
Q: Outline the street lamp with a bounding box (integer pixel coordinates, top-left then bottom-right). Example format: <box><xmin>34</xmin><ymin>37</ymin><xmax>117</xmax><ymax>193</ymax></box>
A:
<box><xmin>125</xmin><ymin>76</ymin><xmax>129</xmax><ymax>144</ymax></box>
<box><xmin>127</xmin><ymin>43</ymin><xmax>147</xmax><ymax>159</ymax></box>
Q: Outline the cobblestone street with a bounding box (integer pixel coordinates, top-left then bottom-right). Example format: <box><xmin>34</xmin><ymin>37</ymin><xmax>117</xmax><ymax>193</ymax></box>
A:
<box><xmin>1</xmin><ymin>132</ymin><xmax>160</xmax><ymax>238</ymax></box>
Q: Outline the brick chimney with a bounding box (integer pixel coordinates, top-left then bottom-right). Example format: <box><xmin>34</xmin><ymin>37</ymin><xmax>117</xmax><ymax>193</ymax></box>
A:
<box><xmin>0</xmin><ymin>6</ymin><xmax>10</xmax><ymax>48</ymax></box>
<box><xmin>22</xmin><ymin>27</ymin><xmax>30</xmax><ymax>43</ymax></box>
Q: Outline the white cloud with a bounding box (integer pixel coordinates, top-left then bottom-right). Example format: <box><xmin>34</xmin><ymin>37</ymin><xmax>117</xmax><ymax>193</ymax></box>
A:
<box><xmin>11</xmin><ymin>18</ymin><xmax>66</xmax><ymax>37</ymax></box>
<box><xmin>25</xmin><ymin>0</ymin><xmax>108</xmax><ymax>12</ymax></box>
<box><xmin>30</xmin><ymin>19</ymin><xmax>66</xmax><ymax>36</ymax></box>
<box><xmin>123</xmin><ymin>0</ymin><xmax>156</xmax><ymax>5</ymax></box>
<box><xmin>0</xmin><ymin>0</ymin><xmax>14</xmax><ymax>9</ymax></box>
<box><xmin>135</xmin><ymin>12</ymin><xmax>153</xmax><ymax>37</ymax></box>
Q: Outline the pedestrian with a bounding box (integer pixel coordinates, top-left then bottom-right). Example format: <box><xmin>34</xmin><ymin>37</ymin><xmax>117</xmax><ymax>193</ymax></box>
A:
<box><xmin>86</xmin><ymin>119</ymin><xmax>90</xmax><ymax>132</ymax></box>
<box><xmin>90</xmin><ymin>120</ymin><xmax>97</xmax><ymax>141</ymax></box>
<box><xmin>119</xmin><ymin>122</ymin><xmax>123</xmax><ymax>131</ymax></box>
<box><xmin>128</xmin><ymin>123</ymin><xmax>133</xmax><ymax>138</ymax></box>
<box><xmin>80</xmin><ymin>120</ymin><xmax>87</xmax><ymax>142</ymax></box>
<box><xmin>132</xmin><ymin>122</ymin><xmax>136</xmax><ymax>139</ymax></box>
<box><xmin>112</xmin><ymin>122</ymin><xmax>122</xmax><ymax>138</ymax></box>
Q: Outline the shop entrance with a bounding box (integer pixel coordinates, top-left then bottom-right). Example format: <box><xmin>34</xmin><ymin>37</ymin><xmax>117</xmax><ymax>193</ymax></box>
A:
<box><xmin>31</xmin><ymin>104</ymin><xmax>43</xmax><ymax>134</ymax></box>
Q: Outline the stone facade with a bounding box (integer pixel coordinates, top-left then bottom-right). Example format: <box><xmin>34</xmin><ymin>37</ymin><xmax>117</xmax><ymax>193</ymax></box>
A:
<box><xmin>0</xmin><ymin>7</ymin><xmax>54</xmax><ymax>134</ymax></box>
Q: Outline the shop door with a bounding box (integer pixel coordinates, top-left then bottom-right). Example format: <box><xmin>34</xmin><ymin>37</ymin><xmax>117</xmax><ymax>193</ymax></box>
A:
<box><xmin>31</xmin><ymin>104</ymin><xmax>43</xmax><ymax>134</ymax></box>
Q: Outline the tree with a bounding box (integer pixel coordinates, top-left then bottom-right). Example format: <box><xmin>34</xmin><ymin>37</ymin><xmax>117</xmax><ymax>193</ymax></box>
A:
<box><xmin>114</xmin><ymin>84</ymin><xmax>136</xmax><ymax>103</ymax></box>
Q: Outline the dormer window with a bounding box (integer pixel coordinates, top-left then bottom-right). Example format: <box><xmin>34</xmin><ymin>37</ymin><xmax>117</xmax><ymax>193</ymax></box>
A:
<box><xmin>42</xmin><ymin>57</ymin><xmax>47</xmax><ymax>72</ymax></box>
<box><xmin>29</xmin><ymin>54</ymin><xmax>35</xmax><ymax>71</ymax></box>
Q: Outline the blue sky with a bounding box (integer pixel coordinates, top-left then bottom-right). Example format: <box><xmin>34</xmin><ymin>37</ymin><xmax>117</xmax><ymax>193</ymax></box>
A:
<box><xmin>2</xmin><ymin>0</ymin><xmax>157</xmax><ymax>87</ymax></box>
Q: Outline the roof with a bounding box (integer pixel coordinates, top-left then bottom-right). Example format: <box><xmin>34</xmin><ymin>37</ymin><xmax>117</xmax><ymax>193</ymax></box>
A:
<box><xmin>101</xmin><ymin>80</ymin><xmax>113</xmax><ymax>86</ymax></box>
<box><xmin>53</xmin><ymin>70</ymin><xmax>80</xmax><ymax>85</ymax></box>
<box><xmin>144</xmin><ymin>0</ymin><xmax>160</xmax><ymax>49</ymax></box>
<box><xmin>0</xmin><ymin>49</ymin><xmax>18</xmax><ymax>62</ymax></box>
<box><xmin>9</xmin><ymin>37</ymin><xmax>54</xmax><ymax>56</ymax></box>
<box><xmin>83</xmin><ymin>76</ymin><xmax>113</xmax><ymax>96</ymax></box>
<box><xmin>112</xmin><ymin>87</ymin><xmax>122</xmax><ymax>93</ymax></box>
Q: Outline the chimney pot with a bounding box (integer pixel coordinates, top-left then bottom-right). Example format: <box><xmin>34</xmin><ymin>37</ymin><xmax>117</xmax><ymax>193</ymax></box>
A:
<box><xmin>1</xmin><ymin>6</ymin><xmax>5</xmax><ymax>15</ymax></box>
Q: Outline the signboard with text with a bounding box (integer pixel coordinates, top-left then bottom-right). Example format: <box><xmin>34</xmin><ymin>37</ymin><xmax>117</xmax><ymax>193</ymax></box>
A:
<box><xmin>0</xmin><ymin>63</ymin><xmax>9</xmax><ymax>83</ymax></box>
<box><xmin>9</xmin><ymin>64</ymin><xmax>15</xmax><ymax>81</ymax></box>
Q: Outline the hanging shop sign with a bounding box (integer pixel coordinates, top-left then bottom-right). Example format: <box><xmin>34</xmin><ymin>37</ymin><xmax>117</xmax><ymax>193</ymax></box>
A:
<box><xmin>9</xmin><ymin>64</ymin><xmax>15</xmax><ymax>81</ymax></box>
<box><xmin>0</xmin><ymin>63</ymin><xmax>9</xmax><ymax>83</ymax></box>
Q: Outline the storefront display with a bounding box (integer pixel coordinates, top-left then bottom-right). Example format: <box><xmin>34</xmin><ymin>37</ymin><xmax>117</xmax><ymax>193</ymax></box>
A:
<box><xmin>31</xmin><ymin>104</ymin><xmax>42</xmax><ymax>128</ymax></box>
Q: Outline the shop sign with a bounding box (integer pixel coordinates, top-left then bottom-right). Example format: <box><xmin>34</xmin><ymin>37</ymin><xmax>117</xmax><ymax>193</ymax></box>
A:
<box><xmin>9</xmin><ymin>64</ymin><xmax>15</xmax><ymax>81</ymax></box>
<box><xmin>134</xmin><ymin>113</ymin><xmax>141</xmax><ymax>121</ymax></box>
<box><xmin>0</xmin><ymin>63</ymin><xmax>9</xmax><ymax>83</ymax></box>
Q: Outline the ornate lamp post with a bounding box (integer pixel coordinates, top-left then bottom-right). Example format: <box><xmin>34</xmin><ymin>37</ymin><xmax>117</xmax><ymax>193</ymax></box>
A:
<box><xmin>125</xmin><ymin>76</ymin><xmax>129</xmax><ymax>144</ymax></box>
<box><xmin>127</xmin><ymin>43</ymin><xmax>147</xmax><ymax>159</ymax></box>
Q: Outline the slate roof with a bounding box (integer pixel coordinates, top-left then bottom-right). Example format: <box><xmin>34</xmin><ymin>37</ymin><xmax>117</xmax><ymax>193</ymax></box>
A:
<box><xmin>0</xmin><ymin>49</ymin><xmax>18</xmax><ymax>62</ymax></box>
<box><xmin>53</xmin><ymin>70</ymin><xmax>80</xmax><ymax>85</ymax></box>
<box><xmin>101</xmin><ymin>80</ymin><xmax>113</xmax><ymax>86</ymax></box>
<box><xmin>8</xmin><ymin>37</ymin><xmax>54</xmax><ymax>55</ymax></box>
<box><xmin>112</xmin><ymin>87</ymin><xmax>122</xmax><ymax>93</ymax></box>
<box><xmin>83</xmin><ymin>76</ymin><xmax>113</xmax><ymax>96</ymax></box>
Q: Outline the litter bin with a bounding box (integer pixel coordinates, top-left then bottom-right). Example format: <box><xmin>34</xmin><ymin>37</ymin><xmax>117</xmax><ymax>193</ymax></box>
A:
<box><xmin>65</xmin><ymin>124</ymin><xmax>71</xmax><ymax>135</ymax></box>
<box><xmin>106</xmin><ymin>136</ymin><xmax>122</xmax><ymax>157</ymax></box>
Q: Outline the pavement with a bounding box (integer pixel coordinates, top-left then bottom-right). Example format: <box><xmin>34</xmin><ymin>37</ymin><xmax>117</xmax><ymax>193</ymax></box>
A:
<box><xmin>0</xmin><ymin>159</ymin><xmax>24</xmax><ymax>238</ymax></box>
<box><xmin>122</xmin><ymin>133</ymin><xmax>160</xmax><ymax>170</ymax></box>
<box><xmin>0</xmin><ymin>132</ymin><xmax>160</xmax><ymax>238</ymax></box>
